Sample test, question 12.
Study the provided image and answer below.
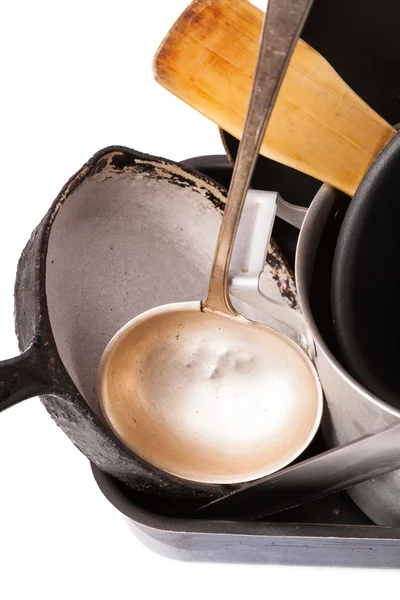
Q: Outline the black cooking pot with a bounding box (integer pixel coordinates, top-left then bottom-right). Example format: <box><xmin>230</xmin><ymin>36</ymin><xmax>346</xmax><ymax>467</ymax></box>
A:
<box><xmin>332</xmin><ymin>131</ymin><xmax>400</xmax><ymax>408</ymax></box>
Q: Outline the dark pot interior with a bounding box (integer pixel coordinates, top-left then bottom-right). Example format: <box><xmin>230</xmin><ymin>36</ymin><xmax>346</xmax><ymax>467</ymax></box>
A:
<box><xmin>332</xmin><ymin>132</ymin><xmax>400</xmax><ymax>409</ymax></box>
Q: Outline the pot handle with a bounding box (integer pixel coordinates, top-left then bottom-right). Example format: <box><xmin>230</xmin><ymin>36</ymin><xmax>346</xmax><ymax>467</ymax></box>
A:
<box><xmin>276</xmin><ymin>195</ymin><xmax>307</xmax><ymax>229</ymax></box>
<box><xmin>0</xmin><ymin>343</ymin><xmax>51</xmax><ymax>412</ymax></box>
<box><xmin>229</xmin><ymin>189</ymin><xmax>315</xmax><ymax>357</ymax></box>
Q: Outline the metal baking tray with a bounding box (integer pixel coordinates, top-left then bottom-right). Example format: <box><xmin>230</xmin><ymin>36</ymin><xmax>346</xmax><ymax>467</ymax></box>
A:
<box><xmin>91</xmin><ymin>450</ymin><xmax>400</xmax><ymax>568</ymax></box>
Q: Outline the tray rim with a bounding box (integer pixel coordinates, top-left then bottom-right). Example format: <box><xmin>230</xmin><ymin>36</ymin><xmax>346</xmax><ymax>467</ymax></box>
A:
<box><xmin>91</xmin><ymin>464</ymin><xmax>400</xmax><ymax>542</ymax></box>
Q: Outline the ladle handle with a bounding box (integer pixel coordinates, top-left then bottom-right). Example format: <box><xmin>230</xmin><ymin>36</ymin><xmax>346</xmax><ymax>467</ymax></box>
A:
<box><xmin>203</xmin><ymin>0</ymin><xmax>314</xmax><ymax>316</ymax></box>
<box><xmin>0</xmin><ymin>344</ymin><xmax>51</xmax><ymax>412</ymax></box>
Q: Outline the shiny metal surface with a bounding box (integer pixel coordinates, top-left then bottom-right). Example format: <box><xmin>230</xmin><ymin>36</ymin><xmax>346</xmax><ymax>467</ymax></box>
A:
<box><xmin>98</xmin><ymin>0</ymin><xmax>321</xmax><ymax>485</ymax></box>
<box><xmin>98</xmin><ymin>302</ymin><xmax>321</xmax><ymax>483</ymax></box>
<box><xmin>295</xmin><ymin>184</ymin><xmax>400</xmax><ymax>525</ymax></box>
<box><xmin>230</xmin><ymin>189</ymin><xmax>314</xmax><ymax>357</ymax></box>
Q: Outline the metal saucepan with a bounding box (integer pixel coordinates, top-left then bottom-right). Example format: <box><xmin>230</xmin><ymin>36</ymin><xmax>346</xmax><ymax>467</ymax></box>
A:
<box><xmin>0</xmin><ymin>145</ymin><xmax>298</xmax><ymax>511</ymax></box>
<box><xmin>295</xmin><ymin>184</ymin><xmax>400</xmax><ymax>526</ymax></box>
<box><xmin>195</xmin><ymin>188</ymin><xmax>400</xmax><ymax>520</ymax></box>
<box><xmin>216</xmin><ymin>134</ymin><xmax>400</xmax><ymax>525</ymax></box>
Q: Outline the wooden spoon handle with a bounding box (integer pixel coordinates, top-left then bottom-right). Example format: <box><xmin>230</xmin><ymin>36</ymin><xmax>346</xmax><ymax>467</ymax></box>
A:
<box><xmin>153</xmin><ymin>0</ymin><xmax>396</xmax><ymax>196</ymax></box>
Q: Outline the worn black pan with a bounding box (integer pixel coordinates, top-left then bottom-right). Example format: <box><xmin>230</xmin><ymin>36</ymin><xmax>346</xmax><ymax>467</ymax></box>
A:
<box><xmin>0</xmin><ymin>145</ymin><xmax>297</xmax><ymax>512</ymax></box>
<box><xmin>0</xmin><ymin>146</ymin><xmax>232</xmax><ymax>511</ymax></box>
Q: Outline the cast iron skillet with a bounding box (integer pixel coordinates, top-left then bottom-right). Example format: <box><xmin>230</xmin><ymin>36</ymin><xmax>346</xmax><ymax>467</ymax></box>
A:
<box><xmin>0</xmin><ymin>146</ymin><xmax>233</xmax><ymax>511</ymax></box>
<box><xmin>0</xmin><ymin>145</ymin><xmax>297</xmax><ymax>512</ymax></box>
<box><xmin>332</xmin><ymin>132</ymin><xmax>400</xmax><ymax>409</ymax></box>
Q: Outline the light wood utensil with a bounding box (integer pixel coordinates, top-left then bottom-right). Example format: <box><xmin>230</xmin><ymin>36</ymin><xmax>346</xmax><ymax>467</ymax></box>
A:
<box><xmin>153</xmin><ymin>0</ymin><xmax>396</xmax><ymax>196</ymax></box>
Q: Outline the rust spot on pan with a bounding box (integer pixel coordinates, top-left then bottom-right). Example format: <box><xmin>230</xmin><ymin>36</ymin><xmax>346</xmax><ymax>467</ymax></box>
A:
<box><xmin>267</xmin><ymin>240</ymin><xmax>298</xmax><ymax>310</ymax></box>
<box><xmin>92</xmin><ymin>157</ymin><xmax>108</xmax><ymax>175</ymax></box>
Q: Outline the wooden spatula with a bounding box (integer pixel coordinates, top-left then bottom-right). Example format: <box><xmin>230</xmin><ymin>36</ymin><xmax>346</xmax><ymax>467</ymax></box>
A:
<box><xmin>153</xmin><ymin>0</ymin><xmax>396</xmax><ymax>196</ymax></box>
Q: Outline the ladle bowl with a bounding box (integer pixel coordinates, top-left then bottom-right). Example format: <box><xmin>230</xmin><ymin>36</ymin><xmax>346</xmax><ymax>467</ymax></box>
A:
<box><xmin>98</xmin><ymin>301</ymin><xmax>321</xmax><ymax>484</ymax></box>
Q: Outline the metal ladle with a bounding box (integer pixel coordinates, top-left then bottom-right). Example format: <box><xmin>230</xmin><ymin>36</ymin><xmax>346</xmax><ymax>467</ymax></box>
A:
<box><xmin>97</xmin><ymin>0</ymin><xmax>322</xmax><ymax>485</ymax></box>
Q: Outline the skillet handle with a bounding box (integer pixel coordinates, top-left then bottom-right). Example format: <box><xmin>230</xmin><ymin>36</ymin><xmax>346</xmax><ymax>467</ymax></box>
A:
<box><xmin>0</xmin><ymin>344</ymin><xmax>51</xmax><ymax>412</ymax></box>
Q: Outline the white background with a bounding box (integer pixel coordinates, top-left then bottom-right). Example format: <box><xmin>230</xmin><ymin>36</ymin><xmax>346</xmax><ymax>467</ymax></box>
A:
<box><xmin>0</xmin><ymin>1</ymin><xmax>398</xmax><ymax>597</ymax></box>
